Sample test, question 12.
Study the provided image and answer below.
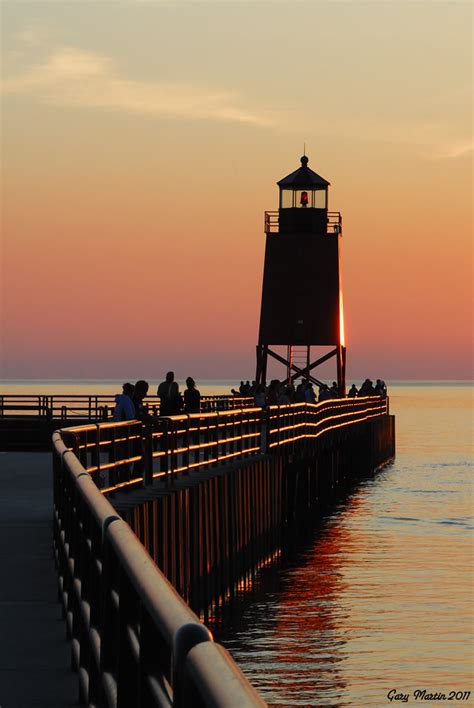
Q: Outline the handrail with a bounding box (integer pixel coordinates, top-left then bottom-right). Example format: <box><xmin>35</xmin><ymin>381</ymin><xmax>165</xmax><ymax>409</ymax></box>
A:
<box><xmin>53</xmin><ymin>396</ymin><xmax>388</xmax><ymax>705</ymax></box>
<box><xmin>57</xmin><ymin>397</ymin><xmax>388</xmax><ymax>493</ymax></box>
<box><xmin>266</xmin><ymin>396</ymin><xmax>387</xmax><ymax>449</ymax></box>
<box><xmin>52</xmin><ymin>431</ymin><xmax>266</xmax><ymax>707</ymax></box>
<box><xmin>264</xmin><ymin>210</ymin><xmax>342</xmax><ymax>234</ymax></box>
<box><xmin>0</xmin><ymin>393</ymin><xmax>254</xmax><ymax>419</ymax></box>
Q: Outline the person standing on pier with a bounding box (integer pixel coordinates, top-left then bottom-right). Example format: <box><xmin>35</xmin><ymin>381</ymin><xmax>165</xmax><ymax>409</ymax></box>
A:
<box><xmin>157</xmin><ymin>371</ymin><xmax>182</xmax><ymax>416</ymax></box>
<box><xmin>348</xmin><ymin>384</ymin><xmax>358</xmax><ymax>398</ymax></box>
<box><xmin>132</xmin><ymin>380</ymin><xmax>151</xmax><ymax>421</ymax></box>
<box><xmin>183</xmin><ymin>377</ymin><xmax>201</xmax><ymax>414</ymax></box>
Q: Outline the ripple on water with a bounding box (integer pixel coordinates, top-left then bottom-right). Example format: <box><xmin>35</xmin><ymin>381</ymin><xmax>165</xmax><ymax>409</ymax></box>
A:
<box><xmin>214</xmin><ymin>386</ymin><xmax>474</xmax><ymax>706</ymax></box>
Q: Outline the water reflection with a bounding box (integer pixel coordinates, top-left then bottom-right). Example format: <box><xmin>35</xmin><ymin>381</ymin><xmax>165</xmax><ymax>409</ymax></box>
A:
<box><xmin>211</xmin><ymin>386</ymin><xmax>473</xmax><ymax>706</ymax></box>
<box><xmin>211</xmin><ymin>487</ymin><xmax>382</xmax><ymax>706</ymax></box>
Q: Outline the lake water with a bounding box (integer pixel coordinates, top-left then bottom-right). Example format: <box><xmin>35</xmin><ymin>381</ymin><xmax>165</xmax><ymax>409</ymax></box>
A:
<box><xmin>1</xmin><ymin>380</ymin><xmax>472</xmax><ymax>705</ymax></box>
<box><xmin>211</xmin><ymin>383</ymin><xmax>473</xmax><ymax>706</ymax></box>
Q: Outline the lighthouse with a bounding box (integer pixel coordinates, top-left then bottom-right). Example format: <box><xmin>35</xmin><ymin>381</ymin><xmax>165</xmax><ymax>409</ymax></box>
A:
<box><xmin>256</xmin><ymin>155</ymin><xmax>346</xmax><ymax>394</ymax></box>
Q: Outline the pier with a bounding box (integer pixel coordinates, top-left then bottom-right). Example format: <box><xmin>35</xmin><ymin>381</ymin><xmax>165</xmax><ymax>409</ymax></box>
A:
<box><xmin>0</xmin><ymin>392</ymin><xmax>394</xmax><ymax>706</ymax></box>
<box><xmin>50</xmin><ymin>395</ymin><xmax>394</xmax><ymax>706</ymax></box>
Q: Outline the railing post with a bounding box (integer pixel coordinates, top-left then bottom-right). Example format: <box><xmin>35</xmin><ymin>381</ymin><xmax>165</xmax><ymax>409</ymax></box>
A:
<box><xmin>143</xmin><ymin>422</ymin><xmax>153</xmax><ymax>487</ymax></box>
<box><xmin>183</xmin><ymin>416</ymin><xmax>190</xmax><ymax>475</ymax></box>
<box><xmin>214</xmin><ymin>411</ymin><xmax>220</xmax><ymax>467</ymax></box>
<box><xmin>172</xmin><ymin>623</ymin><xmax>213</xmax><ymax>708</ymax></box>
<box><xmin>159</xmin><ymin>419</ymin><xmax>169</xmax><ymax>484</ymax></box>
<box><xmin>260</xmin><ymin>406</ymin><xmax>267</xmax><ymax>454</ymax></box>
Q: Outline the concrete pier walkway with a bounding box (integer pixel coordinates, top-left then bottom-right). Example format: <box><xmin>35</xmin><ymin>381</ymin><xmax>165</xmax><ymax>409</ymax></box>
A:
<box><xmin>0</xmin><ymin>452</ymin><xmax>79</xmax><ymax>707</ymax></box>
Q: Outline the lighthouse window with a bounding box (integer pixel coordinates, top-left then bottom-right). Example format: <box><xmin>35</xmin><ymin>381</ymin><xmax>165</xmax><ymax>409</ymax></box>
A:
<box><xmin>281</xmin><ymin>189</ymin><xmax>293</xmax><ymax>208</ymax></box>
<box><xmin>315</xmin><ymin>190</ymin><xmax>327</xmax><ymax>208</ymax></box>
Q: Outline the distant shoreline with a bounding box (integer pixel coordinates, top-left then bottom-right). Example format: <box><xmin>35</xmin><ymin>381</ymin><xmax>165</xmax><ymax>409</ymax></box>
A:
<box><xmin>1</xmin><ymin>379</ymin><xmax>473</xmax><ymax>386</ymax></box>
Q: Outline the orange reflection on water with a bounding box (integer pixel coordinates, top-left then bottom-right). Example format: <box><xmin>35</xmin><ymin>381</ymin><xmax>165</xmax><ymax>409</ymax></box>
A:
<box><xmin>266</xmin><ymin>457</ymin><xmax>474</xmax><ymax>707</ymax></box>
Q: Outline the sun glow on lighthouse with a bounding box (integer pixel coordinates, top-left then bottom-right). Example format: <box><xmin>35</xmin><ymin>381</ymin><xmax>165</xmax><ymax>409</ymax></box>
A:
<box><xmin>339</xmin><ymin>288</ymin><xmax>345</xmax><ymax>348</ymax></box>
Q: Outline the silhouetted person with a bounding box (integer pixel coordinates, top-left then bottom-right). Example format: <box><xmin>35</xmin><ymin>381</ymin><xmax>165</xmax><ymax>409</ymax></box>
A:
<box><xmin>304</xmin><ymin>382</ymin><xmax>316</xmax><ymax>403</ymax></box>
<box><xmin>254</xmin><ymin>384</ymin><xmax>266</xmax><ymax>407</ymax></box>
<box><xmin>284</xmin><ymin>384</ymin><xmax>295</xmax><ymax>403</ymax></box>
<box><xmin>330</xmin><ymin>381</ymin><xmax>340</xmax><ymax>398</ymax></box>
<box><xmin>295</xmin><ymin>381</ymin><xmax>306</xmax><ymax>402</ymax></box>
<box><xmin>358</xmin><ymin>379</ymin><xmax>375</xmax><ymax>396</ymax></box>
<box><xmin>277</xmin><ymin>384</ymin><xmax>290</xmax><ymax>404</ymax></box>
<box><xmin>374</xmin><ymin>379</ymin><xmax>386</xmax><ymax>396</ymax></box>
<box><xmin>318</xmin><ymin>385</ymin><xmax>331</xmax><ymax>402</ymax></box>
<box><xmin>113</xmin><ymin>382</ymin><xmax>136</xmax><ymax>421</ymax></box>
<box><xmin>183</xmin><ymin>377</ymin><xmax>201</xmax><ymax>414</ymax></box>
<box><xmin>126</xmin><ymin>380</ymin><xmax>151</xmax><ymax>477</ymax></box>
<box><xmin>348</xmin><ymin>384</ymin><xmax>358</xmax><ymax>398</ymax></box>
<box><xmin>267</xmin><ymin>380</ymin><xmax>280</xmax><ymax>405</ymax></box>
<box><xmin>133</xmin><ymin>380</ymin><xmax>151</xmax><ymax>421</ymax></box>
<box><xmin>158</xmin><ymin>371</ymin><xmax>182</xmax><ymax>416</ymax></box>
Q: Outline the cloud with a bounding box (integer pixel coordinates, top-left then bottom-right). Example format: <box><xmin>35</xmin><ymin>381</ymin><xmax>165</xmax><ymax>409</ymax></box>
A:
<box><xmin>430</xmin><ymin>141</ymin><xmax>473</xmax><ymax>160</ymax></box>
<box><xmin>2</xmin><ymin>45</ymin><xmax>273</xmax><ymax>127</ymax></box>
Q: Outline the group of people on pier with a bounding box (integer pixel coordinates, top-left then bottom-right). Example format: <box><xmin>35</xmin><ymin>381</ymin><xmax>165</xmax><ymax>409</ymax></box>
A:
<box><xmin>113</xmin><ymin>374</ymin><xmax>387</xmax><ymax>422</ymax></box>
<box><xmin>113</xmin><ymin>372</ymin><xmax>201</xmax><ymax>422</ymax></box>
<box><xmin>233</xmin><ymin>378</ymin><xmax>387</xmax><ymax>406</ymax></box>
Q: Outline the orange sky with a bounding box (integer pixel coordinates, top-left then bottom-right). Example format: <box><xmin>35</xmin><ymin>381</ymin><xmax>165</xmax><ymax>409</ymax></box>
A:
<box><xmin>1</xmin><ymin>1</ymin><xmax>472</xmax><ymax>381</ymax></box>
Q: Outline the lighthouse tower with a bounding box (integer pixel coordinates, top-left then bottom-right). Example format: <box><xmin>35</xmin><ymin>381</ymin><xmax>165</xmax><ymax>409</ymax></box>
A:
<box><xmin>256</xmin><ymin>155</ymin><xmax>346</xmax><ymax>394</ymax></box>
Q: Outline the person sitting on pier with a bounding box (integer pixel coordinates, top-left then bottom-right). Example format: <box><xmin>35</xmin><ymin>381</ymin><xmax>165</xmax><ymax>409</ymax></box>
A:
<box><xmin>348</xmin><ymin>384</ymin><xmax>358</xmax><ymax>398</ymax></box>
<box><xmin>113</xmin><ymin>382</ymin><xmax>136</xmax><ymax>421</ymax></box>
<box><xmin>157</xmin><ymin>371</ymin><xmax>182</xmax><ymax>416</ymax></box>
<box><xmin>183</xmin><ymin>377</ymin><xmax>201</xmax><ymax>414</ymax></box>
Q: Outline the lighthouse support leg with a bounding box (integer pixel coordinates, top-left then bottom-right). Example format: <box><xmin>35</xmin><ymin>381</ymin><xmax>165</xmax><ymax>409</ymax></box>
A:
<box><xmin>256</xmin><ymin>344</ymin><xmax>269</xmax><ymax>387</ymax></box>
<box><xmin>337</xmin><ymin>345</ymin><xmax>346</xmax><ymax>397</ymax></box>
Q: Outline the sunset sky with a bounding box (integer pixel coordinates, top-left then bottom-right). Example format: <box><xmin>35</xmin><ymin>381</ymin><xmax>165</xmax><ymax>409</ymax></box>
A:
<box><xmin>1</xmin><ymin>1</ymin><xmax>472</xmax><ymax>382</ymax></box>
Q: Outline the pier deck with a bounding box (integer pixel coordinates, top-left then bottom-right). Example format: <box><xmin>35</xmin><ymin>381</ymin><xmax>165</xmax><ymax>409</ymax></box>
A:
<box><xmin>0</xmin><ymin>453</ymin><xmax>77</xmax><ymax>708</ymax></box>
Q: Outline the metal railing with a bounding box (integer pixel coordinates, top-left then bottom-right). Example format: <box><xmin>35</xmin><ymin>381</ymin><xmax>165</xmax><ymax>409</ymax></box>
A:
<box><xmin>0</xmin><ymin>393</ymin><xmax>253</xmax><ymax>420</ymax></box>
<box><xmin>53</xmin><ymin>432</ymin><xmax>266</xmax><ymax>707</ymax></box>
<box><xmin>58</xmin><ymin>397</ymin><xmax>388</xmax><ymax>493</ymax></box>
<box><xmin>59</xmin><ymin>406</ymin><xmax>264</xmax><ymax>493</ymax></box>
<box><xmin>53</xmin><ymin>396</ymin><xmax>388</xmax><ymax>706</ymax></box>
<box><xmin>267</xmin><ymin>396</ymin><xmax>388</xmax><ymax>449</ymax></box>
<box><xmin>264</xmin><ymin>210</ymin><xmax>342</xmax><ymax>234</ymax></box>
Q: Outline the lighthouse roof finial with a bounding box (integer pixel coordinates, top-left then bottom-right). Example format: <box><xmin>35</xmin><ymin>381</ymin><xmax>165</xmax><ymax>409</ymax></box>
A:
<box><xmin>277</xmin><ymin>154</ymin><xmax>330</xmax><ymax>189</ymax></box>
